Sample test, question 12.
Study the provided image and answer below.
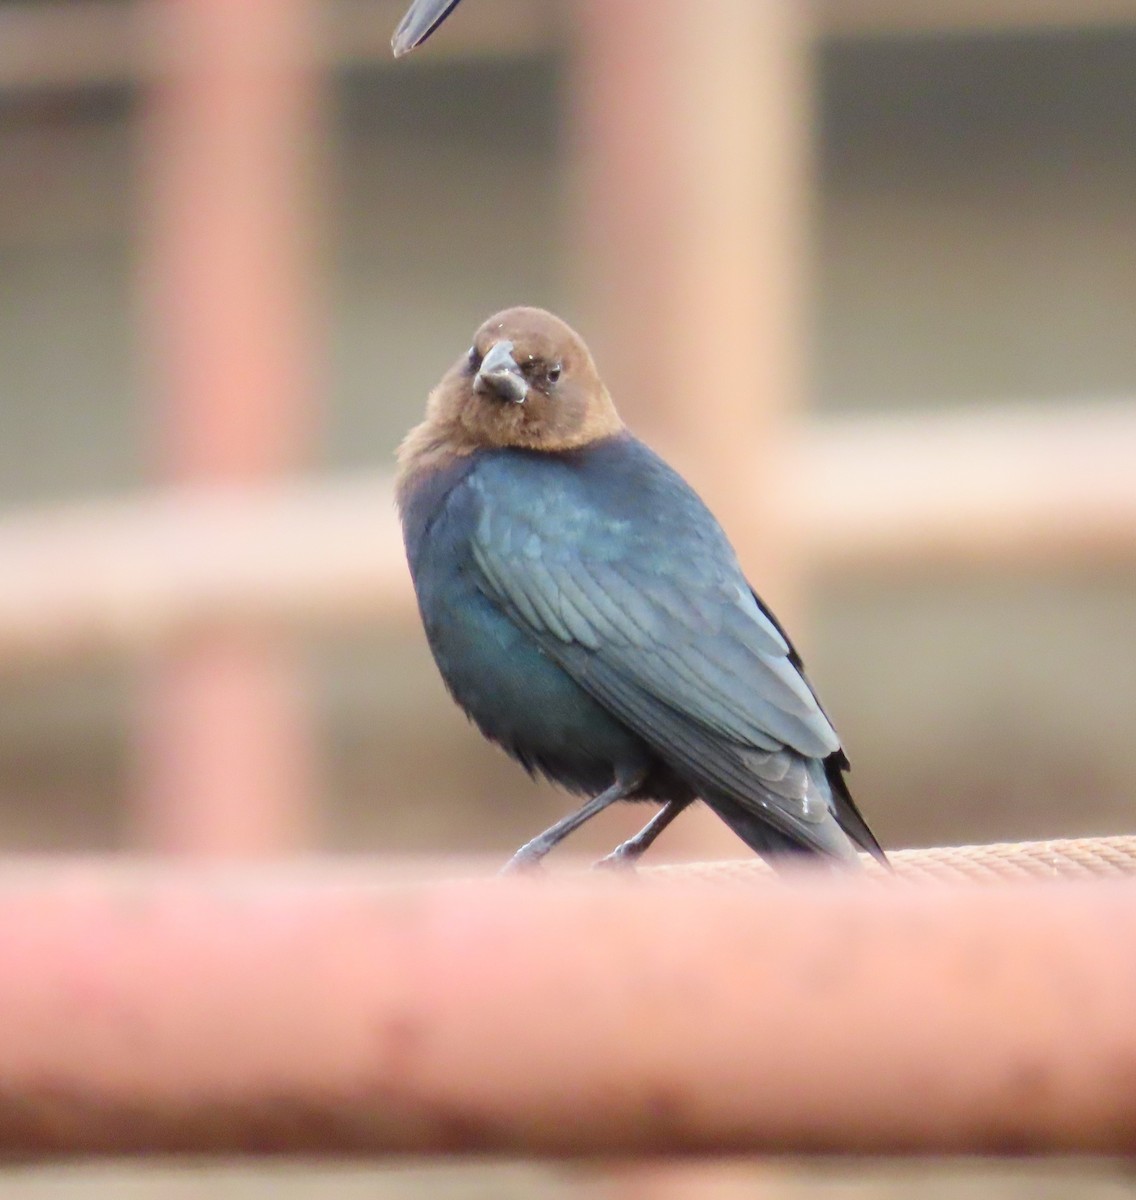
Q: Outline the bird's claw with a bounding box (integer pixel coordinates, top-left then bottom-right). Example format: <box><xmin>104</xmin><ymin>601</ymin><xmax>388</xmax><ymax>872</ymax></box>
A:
<box><xmin>592</xmin><ymin>846</ymin><xmax>639</xmax><ymax>872</ymax></box>
<box><xmin>499</xmin><ymin>851</ymin><xmax>546</xmax><ymax>876</ymax></box>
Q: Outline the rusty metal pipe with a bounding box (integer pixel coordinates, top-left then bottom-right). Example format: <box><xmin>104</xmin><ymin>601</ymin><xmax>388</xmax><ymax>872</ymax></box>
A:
<box><xmin>0</xmin><ymin>864</ymin><xmax>1134</xmax><ymax>1158</ymax></box>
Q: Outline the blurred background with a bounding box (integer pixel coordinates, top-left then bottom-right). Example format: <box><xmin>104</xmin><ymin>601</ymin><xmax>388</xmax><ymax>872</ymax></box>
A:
<box><xmin>1</xmin><ymin>0</ymin><xmax>1133</xmax><ymax>861</ymax></box>
<box><xmin>1</xmin><ymin>0</ymin><xmax>1135</xmax><ymax>1194</ymax></box>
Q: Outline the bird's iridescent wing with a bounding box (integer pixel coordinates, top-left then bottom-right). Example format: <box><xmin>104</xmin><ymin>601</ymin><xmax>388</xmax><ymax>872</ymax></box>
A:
<box><xmin>462</xmin><ymin>443</ymin><xmax>855</xmax><ymax>850</ymax></box>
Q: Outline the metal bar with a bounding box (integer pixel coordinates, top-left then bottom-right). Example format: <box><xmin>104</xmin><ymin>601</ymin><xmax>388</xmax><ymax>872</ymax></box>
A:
<box><xmin>0</xmin><ymin>0</ymin><xmax>138</xmax><ymax>92</ymax></box>
<box><xmin>572</xmin><ymin>0</ymin><xmax>810</xmax><ymax>598</ymax></box>
<box><xmin>571</xmin><ymin>0</ymin><xmax>812</xmax><ymax>861</ymax></box>
<box><xmin>0</xmin><ymin>477</ymin><xmax>415</xmax><ymax>670</ymax></box>
<box><xmin>0</xmin><ymin>0</ymin><xmax>546</xmax><ymax>94</ymax></box>
<box><xmin>798</xmin><ymin>399</ymin><xmax>1136</xmax><ymax>573</ymax></box>
<box><xmin>817</xmin><ymin>0</ymin><xmax>1136</xmax><ymax>37</ymax></box>
<box><xmin>0</xmin><ymin>399</ymin><xmax>1133</xmax><ymax>672</ymax></box>
<box><xmin>0</xmin><ymin>477</ymin><xmax>413</xmax><ymax>670</ymax></box>
<box><xmin>133</xmin><ymin>0</ymin><xmax>323</xmax><ymax>854</ymax></box>
<box><xmin>4</xmin><ymin>0</ymin><xmax>1136</xmax><ymax>95</ymax></box>
<box><xmin>0</xmin><ymin>864</ymin><xmax>1134</xmax><ymax>1158</ymax></box>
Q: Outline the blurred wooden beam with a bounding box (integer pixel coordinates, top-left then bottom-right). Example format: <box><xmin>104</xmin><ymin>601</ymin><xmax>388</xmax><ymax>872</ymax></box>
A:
<box><xmin>798</xmin><ymin>399</ymin><xmax>1136</xmax><ymax>574</ymax></box>
<box><xmin>816</xmin><ymin>0</ymin><xmax>1136</xmax><ymax>37</ymax></box>
<box><xmin>1</xmin><ymin>864</ymin><xmax>1136</xmax><ymax>1158</ymax></box>
<box><xmin>0</xmin><ymin>401</ymin><xmax>1131</xmax><ymax>673</ymax></box>
<box><xmin>0</xmin><ymin>1</ymin><xmax>136</xmax><ymax>92</ymax></box>
<box><xmin>0</xmin><ymin>0</ymin><xmax>547</xmax><ymax>94</ymax></box>
<box><xmin>0</xmin><ymin>477</ymin><xmax>415</xmax><ymax>670</ymax></box>
<box><xmin>3</xmin><ymin>0</ymin><xmax>1136</xmax><ymax>95</ymax></box>
<box><xmin>133</xmin><ymin>0</ymin><xmax>324</xmax><ymax>856</ymax></box>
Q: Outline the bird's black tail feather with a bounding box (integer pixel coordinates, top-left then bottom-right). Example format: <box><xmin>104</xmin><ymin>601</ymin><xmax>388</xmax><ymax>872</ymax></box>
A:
<box><xmin>824</xmin><ymin>753</ymin><xmax>889</xmax><ymax>866</ymax></box>
<box><xmin>704</xmin><ymin>791</ymin><xmax>860</xmax><ymax>868</ymax></box>
<box><xmin>704</xmin><ymin>764</ymin><xmax>888</xmax><ymax>870</ymax></box>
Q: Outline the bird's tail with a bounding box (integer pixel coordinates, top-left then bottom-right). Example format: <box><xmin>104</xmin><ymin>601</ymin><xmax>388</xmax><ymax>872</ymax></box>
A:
<box><xmin>818</xmin><ymin>753</ymin><xmax>889</xmax><ymax>867</ymax></box>
<box><xmin>703</xmin><ymin>788</ymin><xmax>865</xmax><ymax>869</ymax></box>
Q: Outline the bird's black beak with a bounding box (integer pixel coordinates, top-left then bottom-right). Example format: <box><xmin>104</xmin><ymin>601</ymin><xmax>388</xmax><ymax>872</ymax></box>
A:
<box><xmin>391</xmin><ymin>0</ymin><xmax>462</xmax><ymax>57</ymax></box>
<box><xmin>474</xmin><ymin>340</ymin><xmax>528</xmax><ymax>405</ymax></box>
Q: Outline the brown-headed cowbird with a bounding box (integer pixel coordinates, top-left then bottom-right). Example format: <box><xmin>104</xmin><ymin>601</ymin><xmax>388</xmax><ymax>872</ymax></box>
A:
<box><xmin>391</xmin><ymin>0</ymin><xmax>463</xmax><ymax>57</ymax></box>
<box><xmin>396</xmin><ymin>307</ymin><xmax>886</xmax><ymax>870</ymax></box>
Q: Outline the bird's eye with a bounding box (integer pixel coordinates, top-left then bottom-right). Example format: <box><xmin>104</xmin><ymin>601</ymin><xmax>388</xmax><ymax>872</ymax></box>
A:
<box><xmin>546</xmin><ymin>363</ymin><xmax>562</xmax><ymax>385</ymax></box>
<box><xmin>467</xmin><ymin>345</ymin><xmax>481</xmax><ymax>371</ymax></box>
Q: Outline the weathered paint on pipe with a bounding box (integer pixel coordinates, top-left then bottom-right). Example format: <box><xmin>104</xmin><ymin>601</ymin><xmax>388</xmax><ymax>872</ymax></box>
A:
<box><xmin>0</xmin><ymin>863</ymin><xmax>1134</xmax><ymax>1158</ymax></box>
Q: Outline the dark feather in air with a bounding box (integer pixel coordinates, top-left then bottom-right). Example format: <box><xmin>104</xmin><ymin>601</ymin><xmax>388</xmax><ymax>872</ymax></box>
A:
<box><xmin>392</xmin><ymin>0</ymin><xmax>465</xmax><ymax>56</ymax></box>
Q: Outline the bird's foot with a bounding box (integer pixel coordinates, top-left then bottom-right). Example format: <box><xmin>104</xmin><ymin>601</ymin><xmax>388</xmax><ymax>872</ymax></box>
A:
<box><xmin>499</xmin><ymin>849</ymin><xmax>547</xmax><ymax>875</ymax></box>
<box><xmin>592</xmin><ymin>843</ymin><xmax>642</xmax><ymax>872</ymax></box>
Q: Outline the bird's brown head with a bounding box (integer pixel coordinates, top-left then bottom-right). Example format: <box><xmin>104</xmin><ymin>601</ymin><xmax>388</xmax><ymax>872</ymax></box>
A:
<box><xmin>399</xmin><ymin>307</ymin><xmax>623</xmax><ymax>474</ymax></box>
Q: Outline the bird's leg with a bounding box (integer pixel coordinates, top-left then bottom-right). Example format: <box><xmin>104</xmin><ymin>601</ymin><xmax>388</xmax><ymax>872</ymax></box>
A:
<box><xmin>593</xmin><ymin>798</ymin><xmax>691</xmax><ymax>870</ymax></box>
<box><xmin>501</xmin><ymin>775</ymin><xmax>643</xmax><ymax>874</ymax></box>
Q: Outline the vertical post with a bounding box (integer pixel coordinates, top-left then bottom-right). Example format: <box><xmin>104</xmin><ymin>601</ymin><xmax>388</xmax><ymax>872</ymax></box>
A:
<box><xmin>570</xmin><ymin>0</ymin><xmax>813</xmax><ymax>861</ymax></box>
<box><xmin>133</xmin><ymin>0</ymin><xmax>323</xmax><ymax>854</ymax></box>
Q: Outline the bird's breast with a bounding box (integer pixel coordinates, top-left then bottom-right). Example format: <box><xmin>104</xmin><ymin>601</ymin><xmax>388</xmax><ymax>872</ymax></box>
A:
<box><xmin>405</xmin><ymin>484</ymin><xmax>650</xmax><ymax>792</ymax></box>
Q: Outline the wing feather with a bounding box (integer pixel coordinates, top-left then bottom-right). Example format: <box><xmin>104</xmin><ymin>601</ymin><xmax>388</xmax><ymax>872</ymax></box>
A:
<box><xmin>464</xmin><ymin>446</ymin><xmax>854</xmax><ymax>852</ymax></box>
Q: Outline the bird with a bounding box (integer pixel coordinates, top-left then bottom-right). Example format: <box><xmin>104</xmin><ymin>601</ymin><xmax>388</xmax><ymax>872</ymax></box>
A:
<box><xmin>396</xmin><ymin>306</ymin><xmax>886</xmax><ymax>871</ymax></box>
<box><xmin>391</xmin><ymin>0</ymin><xmax>464</xmax><ymax>57</ymax></box>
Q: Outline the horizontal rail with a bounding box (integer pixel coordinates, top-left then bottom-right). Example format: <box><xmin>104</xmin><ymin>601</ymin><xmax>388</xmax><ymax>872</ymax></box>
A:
<box><xmin>0</xmin><ymin>401</ymin><xmax>1134</xmax><ymax>670</ymax></box>
<box><xmin>0</xmin><ymin>859</ymin><xmax>1135</xmax><ymax>1159</ymax></box>
<box><xmin>799</xmin><ymin>398</ymin><xmax>1136</xmax><ymax>573</ymax></box>
<box><xmin>667</xmin><ymin>834</ymin><xmax>1136</xmax><ymax>882</ymax></box>
<box><xmin>0</xmin><ymin>0</ymin><xmax>542</xmax><ymax>93</ymax></box>
<box><xmin>4</xmin><ymin>0</ymin><xmax>1136</xmax><ymax>93</ymax></box>
<box><xmin>816</xmin><ymin>0</ymin><xmax>1136</xmax><ymax>36</ymax></box>
<box><xmin>0</xmin><ymin>476</ymin><xmax>417</xmax><ymax>668</ymax></box>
